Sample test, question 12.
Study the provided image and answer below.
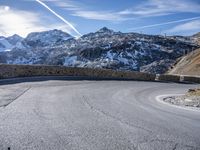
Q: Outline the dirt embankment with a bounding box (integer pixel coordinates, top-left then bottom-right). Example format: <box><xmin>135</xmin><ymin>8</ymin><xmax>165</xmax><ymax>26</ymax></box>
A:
<box><xmin>168</xmin><ymin>48</ymin><xmax>200</xmax><ymax>76</ymax></box>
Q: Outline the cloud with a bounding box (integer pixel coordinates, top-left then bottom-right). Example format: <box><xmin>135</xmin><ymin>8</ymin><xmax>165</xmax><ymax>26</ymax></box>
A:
<box><xmin>166</xmin><ymin>20</ymin><xmax>200</xmax><ymax>33</ymax></box>
<box><xmin>0</xmin><ymin>6</ymin><xmax>74</xmax><ymax>37</ymax></box>
<box><xmin>129</xmin><ymin>16</ymin><xmax>200</xmax><ymax>31</ymax></box>
<box><xmin>71</xmin><ymin>10</ymin><xmax>125</xmax><ymax>21</ymax></box>
<box><xmin>48</xmin><ymin>0</ymin><xmax>128</xmax><ymax>21</ymax></box>
<box><xmin>23</xmin><ymin>0</ymin><xmax>200</xmax><ymax>22</ymax></box>
<box><xmin>50</xmin><ymin>0</ymin><xmax>200</xmax><ymax>21</ymax></box>
<box><xmin>35</xmin><ymin>0</ymin><xmax>82</xmax><ymax>36</ymax></box>
<box><xmin>120</xmin><ymin>0</ymin><xmax>200</xmax><ymax>17</ymax></box>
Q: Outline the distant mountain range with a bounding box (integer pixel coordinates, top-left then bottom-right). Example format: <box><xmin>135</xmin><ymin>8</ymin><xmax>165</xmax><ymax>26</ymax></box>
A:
<box><xmin>0</xmin><ymin>27</ymin><xmax>199</xmax><ymax>74</ymax></box>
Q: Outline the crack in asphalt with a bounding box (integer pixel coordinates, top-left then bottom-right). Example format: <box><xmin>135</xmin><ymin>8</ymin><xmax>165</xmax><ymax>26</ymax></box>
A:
<box><xmin>82</xmin><ymin>95</ymin><xmax>153</xmax><ymax>134</ymax></box>
<box><xmin>2</xmin><ymin>87</ymin><xmax>31</xmax><ymax>108</ymax></box>
<box><xmin>31</xmin><ymin>82</ymin><xmax>98</xmax><ymax>120</ymax></box>
<box><xmin>83</xmin><ymin>96</ymin><xmax>140</xmax><ymax>150</ymax></box>
<box><xmin>172</xmin><ymin>143</ymin><xmax>178</xmax><ymax>150</ymax></box>
<box><xmin>82</xmin><ymin>95</ymin><xmax>200</xmax><ymax>150</ymax></box>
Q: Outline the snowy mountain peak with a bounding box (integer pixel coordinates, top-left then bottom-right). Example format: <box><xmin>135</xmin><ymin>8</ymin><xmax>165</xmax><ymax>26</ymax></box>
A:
<box><xmin>25</xmin><ymin>29</ymin><xmax>73</xmax><ymax>47</ymax></box>
<box><xmin>26</xmin><ymin>29</ymin><xmax>72</xmax><ymax>39</ymax></box>
<box><xmin>6</xmin><ymin>34</ymin><xmax>23</xmax><ymax>45</ymax></box>
<box><xmin>0</xmin><ymin>34</ymin><xmax>24</xmax><ymax>52</ymax></box>
<box><xmin>0</xmin><ymin>38</ymin><xmax>12</xmax><ymax>52</ymax></box>
<box><xmin>8</xmin><ymin>34</ymin><xmax>22</xmax><ymax>39</ymax></box>
<box><xmin>97</xmin><ymin>27</ymin><xmax>114</xmax><ymax>34</ymax></box>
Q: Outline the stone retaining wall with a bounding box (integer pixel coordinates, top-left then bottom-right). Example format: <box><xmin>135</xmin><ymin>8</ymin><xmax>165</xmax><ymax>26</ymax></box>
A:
<box><xmin>0</xmin><ymin>64</ymin><xmax>200</xmax><ymax>84</ymax></box>
<box><xmin>0</xmin><ymin>64</ymin><xmax>156</xmax><ymax>81</ymax></box>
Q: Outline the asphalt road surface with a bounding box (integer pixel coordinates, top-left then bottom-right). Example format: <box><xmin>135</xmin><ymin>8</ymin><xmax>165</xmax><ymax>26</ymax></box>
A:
<box><xmin>0</xmin><ymin>77</ymin><xmax>200</xmax><ymax>150</ymax></box>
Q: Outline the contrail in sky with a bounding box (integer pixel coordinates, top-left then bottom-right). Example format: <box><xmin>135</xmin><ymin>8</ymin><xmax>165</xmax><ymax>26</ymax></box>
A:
<box><xmin>130</xmin><ymin>16</ymin><xmax>200</xmax><ymax>31</ymax></box>
<box><xmin>36</xmin><ymin>0</ymin><xmax>82</xmax><ymax>37</ymax></box>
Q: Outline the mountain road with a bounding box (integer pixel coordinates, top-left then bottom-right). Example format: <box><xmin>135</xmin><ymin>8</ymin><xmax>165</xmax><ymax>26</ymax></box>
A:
<box><xmin>0</xmin><ymin>77</ymin><xmax>199</xmax><ymax>150</ymax></box>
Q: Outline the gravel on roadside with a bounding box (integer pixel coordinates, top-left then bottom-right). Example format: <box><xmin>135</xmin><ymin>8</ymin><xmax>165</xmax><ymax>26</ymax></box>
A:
<box><xmin>163</xmin><ymin>88</ymin><xmax>200</xmax><ymax>108</ymax></box>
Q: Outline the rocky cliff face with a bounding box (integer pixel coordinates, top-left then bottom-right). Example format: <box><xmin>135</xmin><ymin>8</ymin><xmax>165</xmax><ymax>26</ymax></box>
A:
<box><xmin>0</xmin><ymin>27</ymin><xmax>199</xmax><ymax>74</ymax></box>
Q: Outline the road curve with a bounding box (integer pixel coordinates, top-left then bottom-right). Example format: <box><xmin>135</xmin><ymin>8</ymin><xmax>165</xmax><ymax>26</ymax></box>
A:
<box><xmin>0</xmin><ymin>78</ymin><xmax>199</xmax><ymax>150</ymax></box>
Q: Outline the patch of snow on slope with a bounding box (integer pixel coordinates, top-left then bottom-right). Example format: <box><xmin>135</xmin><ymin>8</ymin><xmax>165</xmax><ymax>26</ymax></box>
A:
<box><xmin>64</xmin><ymin>56</ymin><xmax>78</xmax><ymax>66</ymax></box>
<box><xmin>106</xmin><ymin>50</ymin><xmax>115</xmax><ymax>60</ymax></box>
<box><xmin>118</xmin><ymin>53</ymin><xmax>129</xmax><ymax>65</ymax></box>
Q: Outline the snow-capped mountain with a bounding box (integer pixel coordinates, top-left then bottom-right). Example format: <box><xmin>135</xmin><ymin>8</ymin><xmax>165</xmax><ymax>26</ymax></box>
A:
<box><xmin>0</xmin><ymin>37</ymin><xmax>12</xmax><ymax>52</ymax></box>
<box><xmin>6</xmin><ymin>34</ymin><xmax>23</xmax><ymax>45</ymax></box>
<box><xmin>25</xmin><ymin>29</ymin><xmax>73</xmax><ymax>47</ymax></box>
<box><xmin>0</xmin><ymin>34</ymin><xmax>23</xmax><ymax>52</ymax></box>
<box><xmin>0</xmin><ymin>27</ymin><xmax>199</xmax><ymax>74</ymax></box>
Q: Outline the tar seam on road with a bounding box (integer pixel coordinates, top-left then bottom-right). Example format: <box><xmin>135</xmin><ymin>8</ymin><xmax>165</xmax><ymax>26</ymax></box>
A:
<box><xmin>3</xmin><ymin>87</ymin><xmax>31</xmax><ymax>108</ymax></box>
<box><xmin>82</xmin><ymin>95</ymin><xmax>153</xmax><ymax>134</ymax></box>
<box><xmin>82</xmin><ymin>95</ymin><xmax>200</xmax><ymax>149</ymax></box>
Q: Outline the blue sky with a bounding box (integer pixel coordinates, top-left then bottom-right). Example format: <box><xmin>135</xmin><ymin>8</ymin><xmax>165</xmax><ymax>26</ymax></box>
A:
<box><xmin>0</xmin><ymin>0</ymin><xmax>200</xmax><ymax>37</ymax></box>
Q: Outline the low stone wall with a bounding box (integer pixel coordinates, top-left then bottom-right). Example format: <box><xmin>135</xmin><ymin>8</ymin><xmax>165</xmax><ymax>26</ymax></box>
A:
<box><xmin>0</xmin><ymin>64</ymin><xmax>200</xmax><ymax>84</ymax></box>
<box><xmin>182</xmin><ymin>76</ymin><xmax>200</xmax><ymax>84</ymax></box>
<box><xmin>0</xmin><ymin>64</ymin><xmax>156</xmax><ymax>81</ymax></box>
<box><xmin>158</xmin><ymin>74</ymin><xmax>181</xmax><ymax>83</ymax></box>
<box><xmin>157</xmin><ymin>74</ymin><xmax>200</xmax><ymax>84</ymax></box>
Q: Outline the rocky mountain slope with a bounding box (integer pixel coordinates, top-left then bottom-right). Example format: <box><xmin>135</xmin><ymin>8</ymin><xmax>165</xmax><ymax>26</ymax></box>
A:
<box><xmin>168</xmin><ymin>48</ymin><xmax>200</xmax><ymax>76</ymax></box>
<box><xmin>168</xmin><ymin>33</ymin><xmax>200</xmax><ymax>76</ymax></box>
<box><xmin>0</xmin><ymin>34</ymin><xmax>23</xmax><ymax>52</ymax></box>
<box><xmin>193</xmin><ymin>32</ymin><xmax>200</xmax><ymax>45</ymax></box>
<box><xmin>0</xmin><ymin>27</ymin><xmax>199</xmax><ymax>74</ymax></box>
